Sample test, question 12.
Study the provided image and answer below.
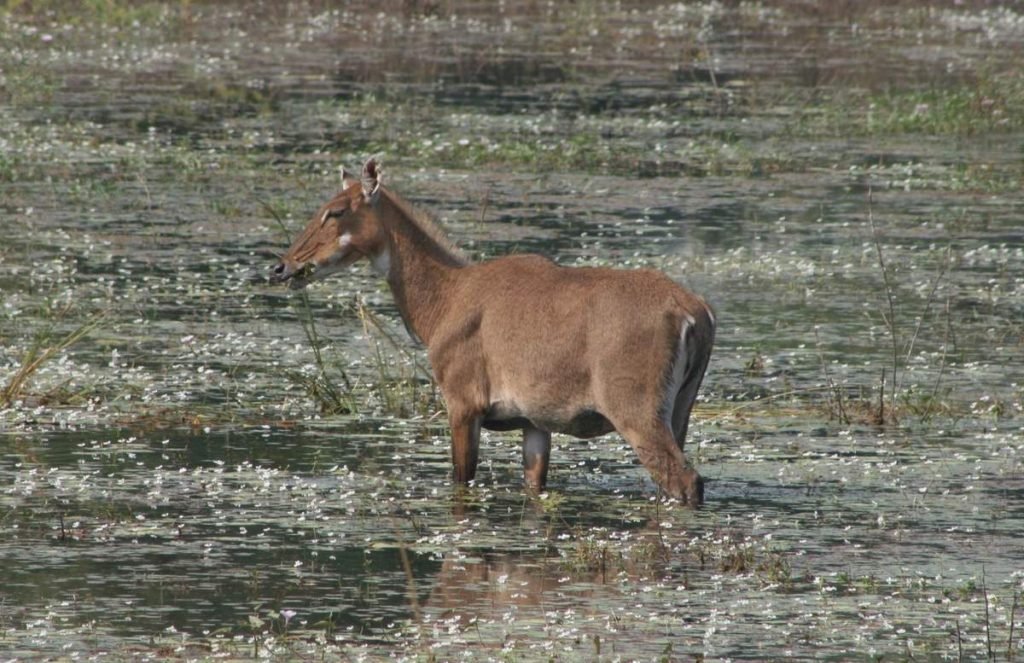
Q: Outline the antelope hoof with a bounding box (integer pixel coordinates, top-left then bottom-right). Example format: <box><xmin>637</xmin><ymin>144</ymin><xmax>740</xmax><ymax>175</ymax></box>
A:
<box><xmin>523</xmin><ymin>474</ymin><xmax>545</xmax><ymax>494</ymax></box>
<box><xmin>678</xmin><ymin>467</ymin><xmax>704</xmax><ymax>507</ymax></box>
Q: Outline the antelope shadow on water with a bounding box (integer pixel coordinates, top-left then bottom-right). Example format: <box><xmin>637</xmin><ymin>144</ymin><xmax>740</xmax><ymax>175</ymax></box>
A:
<box><xmin>270</xmin><ymin>158</ymin><xmax>715</xmax><ymax>506</ymax></box>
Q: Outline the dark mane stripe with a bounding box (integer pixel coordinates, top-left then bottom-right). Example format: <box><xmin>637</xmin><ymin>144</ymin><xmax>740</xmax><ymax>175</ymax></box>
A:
<box><xmin>381</xmin><ymin>187</ymin><xmax>470</xmax><ymax>267</ymax></box>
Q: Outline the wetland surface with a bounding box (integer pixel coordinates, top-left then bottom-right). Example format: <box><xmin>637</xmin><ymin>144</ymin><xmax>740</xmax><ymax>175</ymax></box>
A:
<box><xmin>2</xmin><ymin>1</ymin><xmax>1023</xmax><ymax>660</ymax></box>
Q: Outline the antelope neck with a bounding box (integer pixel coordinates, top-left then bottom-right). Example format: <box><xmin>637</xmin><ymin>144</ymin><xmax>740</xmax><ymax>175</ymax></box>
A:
<box><xmin>378</xmin><ymin>198</ymin><xmax>463</xmax><ymax>345</ymax></box>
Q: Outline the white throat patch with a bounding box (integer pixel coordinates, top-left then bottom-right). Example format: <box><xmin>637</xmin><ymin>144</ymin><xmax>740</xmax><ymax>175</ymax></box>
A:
<box><xmin>338</xmin><ymin>231</ymin><xmax>389</xmax><ymax>277</ymax></box>
<box><xmin>370</xmin><ymin>247</ymin><xmax>391</xmax><ymax>277</ymax></box>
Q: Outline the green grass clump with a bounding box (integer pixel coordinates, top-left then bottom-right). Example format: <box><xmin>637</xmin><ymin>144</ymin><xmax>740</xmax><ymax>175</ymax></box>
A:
<box><xmin>794</xmin><ymin>69</ymin><xmax>1024</xmax><ymax>138</ymax></box>
<box><xmin>866</xmin><ymin>78</ymin><xmax>1021</xmax><ymax>135</ymax></box>
<box><xmin>1</xmin><ymin>310</ymin><xmax>105</xmax><ymax>407</ymax></box>
<box><xmin>2</xmin><ymin>0</ymin><xmax>186</xmax><ymax>29</ymax></box>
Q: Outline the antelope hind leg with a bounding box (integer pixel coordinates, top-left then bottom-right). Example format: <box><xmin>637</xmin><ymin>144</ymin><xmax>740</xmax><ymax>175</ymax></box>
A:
<box><xmin>522</xmin><ymin>426</ymin><xmax>551</xmax><ymax>491</ymax></box>
<box><xmin>619</xmin><ymin>422</ymin><xmax>703</xmax><ymax>506</ymax></box>
<box><xmin>449</xmin><ymin>412</ymin><xmax>482</xmax><ymax>484</ymax></box>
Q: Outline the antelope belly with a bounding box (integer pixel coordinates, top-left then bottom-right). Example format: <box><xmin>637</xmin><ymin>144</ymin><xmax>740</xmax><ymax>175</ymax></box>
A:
<box><xmin>483</xmin><ymin>401</ymin><xmax>613</xmax><ymax>439</ymax></box>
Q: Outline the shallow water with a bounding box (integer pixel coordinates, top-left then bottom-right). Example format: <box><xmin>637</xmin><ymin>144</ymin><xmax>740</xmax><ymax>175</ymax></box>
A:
<box><xmin>2</xmin><ymin>1</ymin><xmax>1023</xmax><ymax>660</ymax></box>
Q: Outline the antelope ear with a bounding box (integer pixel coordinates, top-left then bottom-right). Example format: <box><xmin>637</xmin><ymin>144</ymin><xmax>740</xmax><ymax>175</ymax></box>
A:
<box><xmin>340</xmin><ymin>165</ymin><xmax>358</xmax><ymax>189</ymax></box>
<box><xmin>361</xmin><ymin>157</ymin><xmax>381</xmax><ymax>205</ymax></box>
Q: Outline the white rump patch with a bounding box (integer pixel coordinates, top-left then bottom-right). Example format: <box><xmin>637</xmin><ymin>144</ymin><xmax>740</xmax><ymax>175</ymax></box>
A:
<box><xmin>662</xmin><ymin>321</ymin><xmax>690</xmax><ymax>430</ymax></box>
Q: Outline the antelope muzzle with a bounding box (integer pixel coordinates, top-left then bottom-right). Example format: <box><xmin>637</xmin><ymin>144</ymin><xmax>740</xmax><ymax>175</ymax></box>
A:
<box><xmin>269</xmin><ymin>260</ymin><xmax>312</xmax><ymax>288</ymax></box>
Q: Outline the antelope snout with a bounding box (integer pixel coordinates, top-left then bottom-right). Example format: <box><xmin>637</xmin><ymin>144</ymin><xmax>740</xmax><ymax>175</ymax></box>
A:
<box><xmin>269</xmin><ymin>261</ymin><xmax>294</xmax><ymax>284</ymax></box>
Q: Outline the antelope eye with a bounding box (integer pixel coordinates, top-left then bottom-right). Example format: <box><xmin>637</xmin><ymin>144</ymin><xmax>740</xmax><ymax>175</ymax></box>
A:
<box><xmin>320</xmin><ymin>207</ymin><xmax>347</xmax><ymax>226</ymax></box>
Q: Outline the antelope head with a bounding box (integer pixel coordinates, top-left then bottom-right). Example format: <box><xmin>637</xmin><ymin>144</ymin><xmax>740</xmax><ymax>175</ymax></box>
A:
<box><xmin>270</xmin><ymin>158</ymin><xmax>387</xmax><ymax>289</ymax></box>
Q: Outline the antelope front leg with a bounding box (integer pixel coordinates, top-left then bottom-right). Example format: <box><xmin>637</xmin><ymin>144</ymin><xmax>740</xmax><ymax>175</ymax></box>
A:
<box><xmin>522</xmin><ymin>426</ymin><xmax>551</xmax><ymax>491</ymax></box>
<box><xmin>449</xmin><ymin>411</ymin><xmax>482</xmax><ymax>484</ymax></box>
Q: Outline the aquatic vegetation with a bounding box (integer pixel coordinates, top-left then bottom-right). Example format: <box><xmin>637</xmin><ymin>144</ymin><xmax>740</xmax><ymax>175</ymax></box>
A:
<box><xmin>0</xmin><ymin>0</ymin><xmax>1022</xmax><ymax>660</ymax></box>
<box><xmin>287</xmin><ymin>291</ymin><xmax>357</xmax><ymax>416</ymax></box>
<box><xmin>356</xmin><ymin>298</ymin><xmax>440</xmax><ymax>419</ymax></box>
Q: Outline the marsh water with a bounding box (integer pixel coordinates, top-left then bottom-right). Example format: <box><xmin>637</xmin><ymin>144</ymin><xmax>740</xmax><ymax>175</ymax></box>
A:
<box><xmin>2</xmin><ymin>1</ymin><xmax>1023</xmax><ymax>660</ymax></box>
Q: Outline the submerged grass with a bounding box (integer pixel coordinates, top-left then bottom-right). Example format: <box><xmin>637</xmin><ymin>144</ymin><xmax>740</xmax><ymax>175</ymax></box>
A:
<box><xmin>349</xmin><ymin>92</ymin><xmax>794</xmax><ymax>178</ymax></box>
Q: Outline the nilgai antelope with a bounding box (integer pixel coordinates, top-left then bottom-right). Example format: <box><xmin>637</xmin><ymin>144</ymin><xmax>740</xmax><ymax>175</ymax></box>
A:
<box><xmin>270</xmin><ymin>158</ymin><xmax>715</xmax><ymax>505</ymax></box>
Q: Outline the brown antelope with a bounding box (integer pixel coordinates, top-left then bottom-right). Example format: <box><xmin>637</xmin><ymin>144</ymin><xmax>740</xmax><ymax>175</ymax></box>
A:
<box><xmin>270</xmin><ymin>158</ymin><xmax>715</xmax><ymax>505</ymax></box>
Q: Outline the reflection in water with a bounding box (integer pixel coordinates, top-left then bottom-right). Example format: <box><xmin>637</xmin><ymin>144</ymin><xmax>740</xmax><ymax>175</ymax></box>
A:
<box><xmin>425</xmin><ymin>552</ymin><xmax>575</xmax><ymax>626</ymax></box>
